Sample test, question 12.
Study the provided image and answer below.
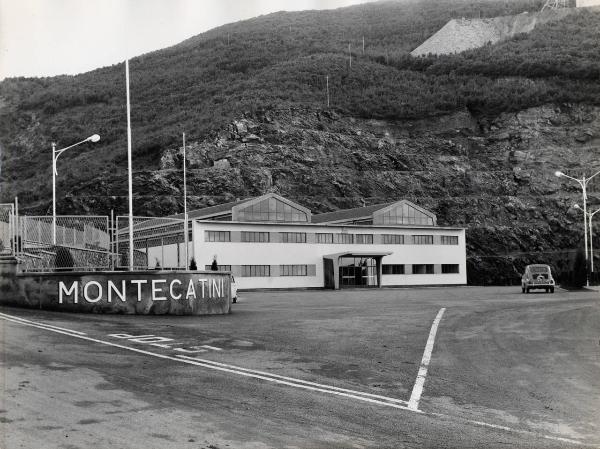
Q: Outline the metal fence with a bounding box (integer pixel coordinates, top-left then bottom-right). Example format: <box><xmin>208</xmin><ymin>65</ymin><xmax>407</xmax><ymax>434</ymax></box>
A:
<box><xmin>19</xmin><ymin>215</ymin><xmax>110</xmax><ymax>272</ymax></box>
<box><xmin>0</xmin><ymin>204</ymin><xmax>16</xmax><ymax>256</ymax></box>
<box><xmin>116</xmin><ymin>216</ymin><xmax>186</xmax><ymax>270</ymax></box>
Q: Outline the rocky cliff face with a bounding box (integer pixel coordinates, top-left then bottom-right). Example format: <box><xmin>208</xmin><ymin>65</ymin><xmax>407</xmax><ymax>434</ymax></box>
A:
<box><xmin>63</xmin><ymin>103</ymin><xmax>599</xmax><ymax>284</ymax></box>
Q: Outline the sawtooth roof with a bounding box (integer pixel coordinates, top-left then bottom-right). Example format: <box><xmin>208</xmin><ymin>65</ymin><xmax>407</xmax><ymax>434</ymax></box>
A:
<box><xmin>312</xmin><ymin>203</ymin><xmax>395</xmax><ymax>224</ymax></box>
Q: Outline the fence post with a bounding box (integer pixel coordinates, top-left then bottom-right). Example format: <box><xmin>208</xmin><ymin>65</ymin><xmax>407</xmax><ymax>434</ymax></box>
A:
<box><xmin>109</xmin><ymin>211</ymin><xmax>114</xmax><ymax>271</ymax></box>
<box><xmin>14</xmin><ymin>197</ymin><xmax>19</xmax><ymax>257</ymax></box>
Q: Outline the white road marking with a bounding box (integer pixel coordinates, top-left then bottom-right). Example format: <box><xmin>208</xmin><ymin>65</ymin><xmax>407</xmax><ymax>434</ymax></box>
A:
<box><xmin>408</xmin><ymin>307</ymin><xmax>446</xmax><ymax>411</ymax></box>
<box><xmin>0</xmin><ymin>312</ymin><xmax>87</xmax><ymax>335</ymax></box>
<box><xmin>0</xmin><ymin>311</ymin><xmax>588</xmax><ymax>446</ymax></box>
<box><xmin>0</xmin><ymin>312</ymin><xmax>408</xmax><ymax>410</ymax></box>
<box><xmin>200</xmin><ymin>344</ymin><xmax>223</xmax><ymax>351</ymax></box>
<box><xmin>427</xmin><ymin>412</ymin><xmax>585</xmax><ymax>446</ymax></box>
<box><xmin>175</xmin><ymin>354</ymin><xmax>408</xmax><ymax>405</ymax></box>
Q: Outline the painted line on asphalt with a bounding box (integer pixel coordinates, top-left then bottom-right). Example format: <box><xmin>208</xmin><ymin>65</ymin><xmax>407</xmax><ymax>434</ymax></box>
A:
<box><xmin>200</xmin><ymin>345</ymin><xmax>223</xmax><ymax>351</ymax></box>
<box><xmin>428</xmin><ymin>412</ymin><xmax>586</xmax><ymax>446</ymax></box>
<box><xmin>408</xmin><ymin>307</ymin><xmax>446</xmax><ymax>411</ymax></box>
<box><xmin>0</xmin><ymin>312</ymin><xmax>408</xmax><ymax>410</ymax></box>
<box><xmin>175</xmin><ymin>354</ymin><xmax>408</xmax><ymax>405</ymax></box>
<box><xmin>0</xmin><ymin>311</ymin><xmax>588</xmax><ymax>446</ymax></box>
<box><xmin>0</xmin><ymin>312</ymin><xmax>87</xmax><ymax>335</ymax></box>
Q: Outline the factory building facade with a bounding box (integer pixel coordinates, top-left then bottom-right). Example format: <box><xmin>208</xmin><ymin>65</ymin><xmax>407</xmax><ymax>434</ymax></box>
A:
<box><xmin>179</xmin><ymin>193</ymin><xmax>467</xmax><ymax>290</ymax></box>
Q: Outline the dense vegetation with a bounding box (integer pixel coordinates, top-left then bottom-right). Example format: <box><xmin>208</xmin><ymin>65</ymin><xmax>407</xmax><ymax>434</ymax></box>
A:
<box><xmin>1</xmin><ymin>0</ymin><xmax>599</xmax><ymax>211</ymax></box>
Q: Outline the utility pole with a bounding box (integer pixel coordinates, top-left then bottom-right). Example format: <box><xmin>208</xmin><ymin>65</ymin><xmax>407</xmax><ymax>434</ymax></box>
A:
<box><xmin>362</xmin><ymin>36</ymin><xmax>365</xmax><ymax>54</ymax></box>
<box><xmin>125</xmin><ymin>58</ymin><xmax>134</xmax><ymax>271</ymax></box>
<box><xmin>348</xmin><ymin>43</ymin><xmax>352</xmax><ymax>68</ymax></box>
<box><xmin>182</xmin><ymin>132</ymin><xmax>189</xmax><ymax>269</ymax></box>
<box><xmin>326</xmin><ymin>75</ymin><xmax>330</xmax><ymax>108</ymax></box>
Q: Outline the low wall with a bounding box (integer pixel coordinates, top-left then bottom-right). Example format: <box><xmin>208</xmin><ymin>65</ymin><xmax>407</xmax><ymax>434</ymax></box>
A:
<box><xmin>0</xmin><ymin>262</ymin><xmax>231</xmax><ymax>315</ymax></box>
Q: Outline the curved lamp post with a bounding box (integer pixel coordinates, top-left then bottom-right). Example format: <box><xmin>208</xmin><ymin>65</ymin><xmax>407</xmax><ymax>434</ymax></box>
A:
<box><xmin>555</xmin><ymin>169</ymin><xmax>600</xmax><ymax>287</ymax></box>
<box><xmin>52</xmin><ymin>134</ymin><xmax>100</xmax><ymax>244</ymax></box>
<box><xmin>574</xmin><ymin>204</ymin><xmax>600</xmax><ymax>274</ymax></box>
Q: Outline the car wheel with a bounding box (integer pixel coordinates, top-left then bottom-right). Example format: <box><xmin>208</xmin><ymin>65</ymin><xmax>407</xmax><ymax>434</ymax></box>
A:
<box><xmin>522</xmin><ymin>286</ymin><xmax>525</xmax><ymax>293</ymax></box>
<box><xmin>526</xmin><ymin>287</ymin><xmax>530</xmax><ymax>293</ymax></box>
<box><xmin>550</xmin><ymin>287</ymin><xmax>554</xmax><ymax>293</ymax></box>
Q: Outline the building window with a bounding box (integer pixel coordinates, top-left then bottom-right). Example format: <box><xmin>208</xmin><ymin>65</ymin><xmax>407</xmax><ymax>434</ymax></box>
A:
<box><xmin>412</xmin><ymin>264</ymin><xmax>434</xmax><ymax>274</ymax></box>
<box><xmin>236</xmin><ymin>197</ymin><xmax>308</xmax><ymax>223</ymax></box>
<box><xmin>382</xmin><ymin>264</ymin><xmax>405</xmax><ymax>275</ymax></box>
<box><xmin>241</xmin><ymin>231</ymin><xmax>270</xmax><ymax>243</ymax></box>
<box><xmin>412</xmin><ymin>235</ymin><xmax>433</xmax><ymax>245</ymax></box>
<box><xmin>442</xmin><ymin>264</ymin><xmax>459</xmax><ymax>274</ymax></box>
<box><xmin>280</xmin><ymin>232</ymin><xmax>307</xmax><ymax>243</ymax></box>
<box><xmin>355</xmin><ymin>234</ymin><xmax>373</xmax><ymax>244</ymax></box>
<box><xmin>382</xmin><ymin>234</ymin><xmax>405</xmax><ymax>245</ymax></box>
<box><xmin>280</xmin><ymin>265</ymin><xmax>308</xmax><ymax>276</ymax></box>
<box><xmin>205</xmin><ymin>230</ymin><xmax>230</xmax><ymax>242</ymax></box>
<box><xmin>204</xmin><ymin>265</ymin><xmax>232</xmax><ymax>272</ymax></box>
<box><xmin>336</xmin><ymin>233</ymin><xmax>354</xmax><ymax>244</ymax></box>
<box><xmin>316</xmin><ymin>233</ymin><xmax>334</xmax><ymax>244</ymax></box>
<box><xmin>441</xmin><ymin>235</ymin><xmax>459</xmax><ymax>245</ymax></box>
<box><xmin>242</xmin><ymin>265</ymin><xmax>271</xmax><ymax>277</ymax></box>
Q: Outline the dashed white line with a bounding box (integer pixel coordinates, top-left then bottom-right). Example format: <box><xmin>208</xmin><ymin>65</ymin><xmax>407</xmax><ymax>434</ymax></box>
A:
<box><xmin>408</xmin><ymin>307</ymin><xmax>446</xmax><ymax>411</ymax></box>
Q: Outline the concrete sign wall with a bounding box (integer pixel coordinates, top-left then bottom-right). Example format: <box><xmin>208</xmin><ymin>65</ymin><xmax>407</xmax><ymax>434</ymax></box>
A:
<box><xmin>1</xmin><ymin>264</ymin><xmax>231</xmax><ymax>315</ymax></box>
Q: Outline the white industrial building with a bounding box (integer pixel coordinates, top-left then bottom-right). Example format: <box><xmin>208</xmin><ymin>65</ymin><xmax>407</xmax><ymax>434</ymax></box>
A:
<box><xmin>137</xmin><ymin>193</ymin><xmax>467</xmax><ymax>290</ymax></box>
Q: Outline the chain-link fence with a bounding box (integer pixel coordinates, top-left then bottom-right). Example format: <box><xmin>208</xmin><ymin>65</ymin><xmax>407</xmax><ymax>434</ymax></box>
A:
<box><xmin>116</xmin><ymin>216</ymin><xmax>186</xmax><ymax>270</ymax></box>
<box><xmin>19</xmin><ymin>215</ymin><xmax>110</xmax><ymax>272</ymax></box>
<box><xmin>0</xmin><ymin>204</ymin><xmax>16</xmax><ymax>256</ymax></box>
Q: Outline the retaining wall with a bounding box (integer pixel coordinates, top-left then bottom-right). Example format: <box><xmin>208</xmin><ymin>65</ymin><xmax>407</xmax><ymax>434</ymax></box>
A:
<box><xmin>0</xmin><ymin>258</ymin><xmax>231</xmax><ymax>315</ymax></box>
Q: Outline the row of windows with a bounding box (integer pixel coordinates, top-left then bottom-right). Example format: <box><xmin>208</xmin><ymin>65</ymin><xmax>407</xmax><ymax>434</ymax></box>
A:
<box><xmin>241</xmin><ymin>231</ymin><xmax>269</xmax><ymax>243</ymax></box>
<box><xmin>242</xmin><ymin>265</ymin><xmax>309</xmax><ymax>277</ymax></box>
<box><xmin>205</xmin><ymin>231</ymin><xmax>459</xmax><ymax>245</ymax></box>
<box><xmin>382</xmin><ymin>264</ymin><xmax>460</xmax><ymax>275</ymax></box>
<box><xmin>203</xmin><ymin>263</ymin><xmax>459</xmax><ymax>276</ymax></box>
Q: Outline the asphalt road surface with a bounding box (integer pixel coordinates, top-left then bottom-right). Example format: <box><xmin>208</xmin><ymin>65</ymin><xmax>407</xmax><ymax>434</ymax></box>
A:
<box><xmin>1</xmin><ymin>286</ymin><xmax>598</xmax><ymax>449</ymax></box>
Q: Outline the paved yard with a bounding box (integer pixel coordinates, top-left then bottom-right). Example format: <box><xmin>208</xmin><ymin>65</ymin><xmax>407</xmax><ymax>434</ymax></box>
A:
<box><xmin>0</xmin><ymin>286</ymin><xmax>598</xmax><ymax>448</ymax></box>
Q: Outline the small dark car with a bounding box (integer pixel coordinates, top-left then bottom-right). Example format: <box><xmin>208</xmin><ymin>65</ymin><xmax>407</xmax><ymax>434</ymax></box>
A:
<box><xmin>521</xmin><ymin>264</ymin><xmax>555</xmax><ymax>293</ymax></box>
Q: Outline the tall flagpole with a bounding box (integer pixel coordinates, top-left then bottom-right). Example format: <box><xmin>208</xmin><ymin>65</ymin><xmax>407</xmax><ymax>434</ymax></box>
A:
<box><xmin>183</xmin><ymin>132</ymin><xmax>189</xmax><ymax>269</ymax></box>
<box><xmin>126</xmin><ymin>59</ymin><xmax>134</xmax><ymax>270</ymax></box>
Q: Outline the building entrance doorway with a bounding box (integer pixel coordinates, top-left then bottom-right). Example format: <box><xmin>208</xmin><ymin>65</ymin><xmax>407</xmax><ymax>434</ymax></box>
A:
<box><xmin>339</xmin><ymin>256</ymin><xmax>378</xmax><ymax>288</ymax></box>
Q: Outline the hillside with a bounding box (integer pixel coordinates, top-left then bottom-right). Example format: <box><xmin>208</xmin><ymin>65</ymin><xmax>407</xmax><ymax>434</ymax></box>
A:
<box><xmin>1</xmin><ymin>0</ymin><xmax>600</xmax><ymax>283</ymax></box>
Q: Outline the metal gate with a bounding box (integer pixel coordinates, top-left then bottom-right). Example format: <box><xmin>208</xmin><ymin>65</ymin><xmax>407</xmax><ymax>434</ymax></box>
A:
<box><xmin>19</xmin><ymin>215</ymin><xmax>110</xmax><ymax>272</ymax></box>
<box><xmin>116</xmin><ymin>216</ymin><xmax>186</xmax><ymax>270</ymax></box>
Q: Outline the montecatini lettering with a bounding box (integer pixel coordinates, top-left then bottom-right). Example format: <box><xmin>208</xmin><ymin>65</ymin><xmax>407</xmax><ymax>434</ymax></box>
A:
<box><xmin>58</xmin><ymin>278</ymin><xmax>226</xmax><ymax>304</ymax></box>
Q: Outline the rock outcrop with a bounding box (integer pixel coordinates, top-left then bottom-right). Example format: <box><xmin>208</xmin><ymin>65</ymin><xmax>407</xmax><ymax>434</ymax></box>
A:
<box><xmin>140</xmin><ymin>103</ymin><xmax>600</xmax><ymax>284</ymax></box>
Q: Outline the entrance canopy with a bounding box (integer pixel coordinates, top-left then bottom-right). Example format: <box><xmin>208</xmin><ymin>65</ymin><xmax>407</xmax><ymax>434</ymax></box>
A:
<box><xmin>323</xmin><ymin>251</ymin><xmax>392</xmax><ymax>290</ymax></box>
<box><xmin>323</xmin><ymin>251</ymin><xmax>392</xmax><ymax>260</ymax></box>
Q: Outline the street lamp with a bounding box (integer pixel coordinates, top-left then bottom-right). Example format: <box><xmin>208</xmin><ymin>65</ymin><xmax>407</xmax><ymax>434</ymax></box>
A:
<box><xmin>574</xmin><ymin>204</ymin><xmax>600</xmax><ymax>274</ymax></box>
<box><xmin>52</xmin><ymin>134</ymin><xmax>100</xmax><ymax>244</ymax></box>
<box><xmin>555</xmin><ymin>169</ymin><xmax>600</xmax><ymax>286</ymax></box>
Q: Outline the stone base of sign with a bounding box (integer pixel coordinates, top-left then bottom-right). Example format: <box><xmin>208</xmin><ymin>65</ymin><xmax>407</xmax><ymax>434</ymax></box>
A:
<box><xmin>0</xmin><ymin>256</ymin><xmax>19</xmax><ymax>303</ymax></box>
<box><xmin>1</xmin><ymin>268</ymin><xmax>231</xmax><ymax>315</ymax></box>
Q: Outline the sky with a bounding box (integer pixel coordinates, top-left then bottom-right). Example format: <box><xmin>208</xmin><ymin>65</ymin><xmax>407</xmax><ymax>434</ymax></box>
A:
<box><xmin>0</xmin><ymin>0</ymin><xmax>376</xmax><ymax>80</ymax></box>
